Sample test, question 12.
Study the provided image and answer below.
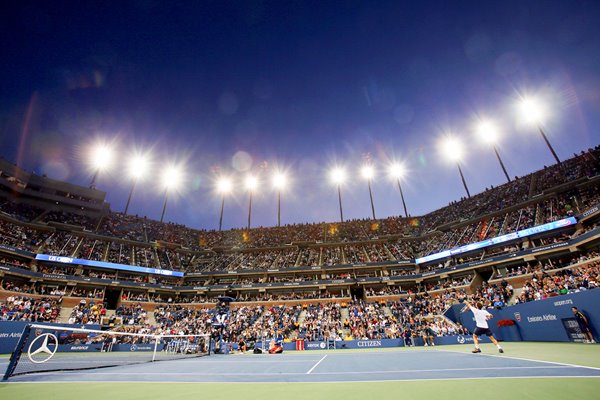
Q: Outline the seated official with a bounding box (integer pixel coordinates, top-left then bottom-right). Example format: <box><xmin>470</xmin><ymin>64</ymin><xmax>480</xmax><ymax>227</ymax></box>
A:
<box><xmin>268</xmin><ymin>338</ymin><xmax>283</xmax><ymax>354</ymax></box>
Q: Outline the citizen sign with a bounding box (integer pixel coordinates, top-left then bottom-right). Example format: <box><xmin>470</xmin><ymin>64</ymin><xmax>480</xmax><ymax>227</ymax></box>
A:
<box><xmin>357</xmin><ymin>340</ymin><xmax>382</xmax><ymax>347</ymax></box>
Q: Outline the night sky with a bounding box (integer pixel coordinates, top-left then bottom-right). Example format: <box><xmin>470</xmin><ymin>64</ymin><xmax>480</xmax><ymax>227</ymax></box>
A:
<box><xmin>1</xmin><ymin>1</ymin><xmax>599</xmax><ymax>230</ymax></box>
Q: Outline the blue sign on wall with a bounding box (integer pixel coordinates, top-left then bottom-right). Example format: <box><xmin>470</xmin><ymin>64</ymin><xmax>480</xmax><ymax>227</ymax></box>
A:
<box><xmin>448</xmin><ymin>289</ymin><xmax>599</xmax><ymax>342</ymax></box>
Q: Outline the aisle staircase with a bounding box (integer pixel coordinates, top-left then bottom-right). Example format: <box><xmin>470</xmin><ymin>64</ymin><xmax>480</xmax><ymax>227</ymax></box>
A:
<box><xmin>382</xmin><ymin>305</ymin><xmax>394</xmax><ymax>318</ymax></box>
<box><xmin>296</xmin><ymin>309</ymin><xmax>308</xmax><ymax>327</ymax></box>
<box><xmin>57</xmin><ymin>307</ymin><xmax>72</xmax><ymax>323</ymax></box>
<box><xmin>340</xmin><ymin>306</ymin><xmax>349</xmax><ymax>322</ymax></box>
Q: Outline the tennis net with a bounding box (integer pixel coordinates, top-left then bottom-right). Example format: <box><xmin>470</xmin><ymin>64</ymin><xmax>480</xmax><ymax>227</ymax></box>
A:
<box><xmin>3</xmin><ymin>323</ymin><xmax>211</xmax><ymax>379</ymax></box>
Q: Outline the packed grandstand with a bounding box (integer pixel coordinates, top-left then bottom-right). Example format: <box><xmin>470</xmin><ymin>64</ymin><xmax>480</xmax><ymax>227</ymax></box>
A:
<box><xmin>0</xmin><ymin>147</ymin><xmax>599</xmax><ymax>349</ymax></box>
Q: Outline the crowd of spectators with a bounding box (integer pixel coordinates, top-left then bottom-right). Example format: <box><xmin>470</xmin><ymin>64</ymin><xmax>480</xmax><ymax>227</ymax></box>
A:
<box><xmin>515</xmin><ymin>261</ymin><xmax>599</xmax><ymax>303</ymax></box>
<box><xmin>0</xmin><ymin>150</ymin><xmax>597</xmax><ymax>277</ymax></box>
<box><xmin>0</xmin><ymin>200</ymin><xmax>44</xmax><ymax>222</ymax></box>
<box><xmin>67</xmin><ymin>300</ymin><xmax>106</xmax><ymax>324</ymax></box>
<box><xmin>153</xmin><ymin>304</ymin><xmax>213</xmax><ymax>335</ymax></box>
<box><xmin>300</xmin><ymin>302</ymin><xmax>342</xmax><ymax>341</ymax></box>
<box><xmin>0</xmin><ymin>150</ymin><xmax>598</xmax><ymax>335</ymax></box>
<box><xmin>116</xmin><ymin>303</ymin><xmax>150</xmax><ymax>325</ymax></box>
<box><xmin>0</xmin><ymin>295</ymin><xmax>61</xmax><ymax>322</ymax></box>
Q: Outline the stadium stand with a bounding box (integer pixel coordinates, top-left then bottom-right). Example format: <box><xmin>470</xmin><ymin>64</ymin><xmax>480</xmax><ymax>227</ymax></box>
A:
<box><xmin>0</xmin><ymin>148</ymin><xmax>599</xmax><ymax>344</ymax></box>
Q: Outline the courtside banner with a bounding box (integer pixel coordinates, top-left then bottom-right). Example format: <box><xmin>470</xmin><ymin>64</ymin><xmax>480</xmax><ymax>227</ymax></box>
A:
<box><xmin>255</xmin><ymin>336</ymin><xmax>491</xmax><ymax>351</ymax></box>
<box><xmin>450</xmin><ymin>289</ymin><xmax>600</xmax><ymax>342</ymax></box>
<box><xmin>0</xmin><ymin>322</ymin><xmax>101</xmax><ymax>354</ymax></box>
<box><xmin>55</xmin><ymin>343</ymin><xmax>164</xmax><ymax>352</ymax></box>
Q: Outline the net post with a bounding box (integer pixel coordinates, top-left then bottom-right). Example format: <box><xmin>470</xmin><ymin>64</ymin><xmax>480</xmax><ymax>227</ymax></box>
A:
<box><xmin>3</xmin><ymin>324</ymin><xmax>32</xmax><ymax>381</ymax></box>
<box><xmin>152</xmin><ymin>335</ymin><xmax>160</xmax><ymax>362</ymax></box>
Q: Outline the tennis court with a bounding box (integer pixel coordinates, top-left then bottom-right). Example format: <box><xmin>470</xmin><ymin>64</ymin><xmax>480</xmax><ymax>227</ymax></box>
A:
<box><xmin>2</xmin><ymin>343</ymin><xmax>599</xmax><ymax>400</ymax></box>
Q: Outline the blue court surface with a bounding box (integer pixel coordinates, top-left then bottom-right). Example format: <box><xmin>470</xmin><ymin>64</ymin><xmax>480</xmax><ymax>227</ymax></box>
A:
<box><xmin>3</xmin><ymin>347</ymin><xmax>600</xmax><ymax>384</ymax></box>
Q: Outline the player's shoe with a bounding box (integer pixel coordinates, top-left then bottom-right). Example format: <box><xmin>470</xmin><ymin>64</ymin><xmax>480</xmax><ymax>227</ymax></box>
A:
<box><xmin>499</xmin><ymin>348</ymin><xmax>504</xmax><ymax>353</ymax></box>
<box><xmin>472</xmin><ymin>349</ymin><xmax>481</xmax><ymax>353</ymax></box>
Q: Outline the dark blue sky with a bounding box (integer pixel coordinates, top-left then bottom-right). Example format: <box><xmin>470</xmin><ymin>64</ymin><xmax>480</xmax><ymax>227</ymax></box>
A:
<box><xmin>1</xmin><ymin>1</ymin><xmax>599</xmax><ymax>230</ymax></box>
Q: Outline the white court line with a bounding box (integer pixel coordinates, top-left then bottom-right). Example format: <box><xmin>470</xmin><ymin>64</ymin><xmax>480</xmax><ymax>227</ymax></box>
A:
<box><xmin>306</xmin><ymin>355</ymin><xmax>327</xmax><ymax>374</ymax></box>
<box><xmin>6</xmin><ymin>376</ymin><xmax>600</xmax><ymax>385</ymax></box>
<box><xmin>167</xmin><ymin>359</ymin><xmax>318</xmax><ymax>364</ymax></box>
<box><xmin>434</xmin><ymin>349</ymin><xmax>600</xmax><ymax>371</ymax></box>
<box><xmin>15</xmin><ymin>365</ymin><xmax>577</xmax><ymax>377</ymax></box>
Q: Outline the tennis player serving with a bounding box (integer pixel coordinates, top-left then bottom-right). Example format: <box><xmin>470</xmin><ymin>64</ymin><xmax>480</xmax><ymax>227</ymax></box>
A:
<box><xmin>464</xmin><ymin>300</ymin><xmax>504</xmax><ymax>354</ymax></box>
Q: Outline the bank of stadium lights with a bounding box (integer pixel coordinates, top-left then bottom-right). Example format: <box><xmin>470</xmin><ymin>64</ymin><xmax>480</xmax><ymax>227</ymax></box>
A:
<box><xmin>440</xmin><ymin>135</ymin><xmax>471</xmax><ymax>198</ymax></box>
<box><xmin>360</xmin><ymin>165</ymin><xmax>377</xmax><ymax>220</ymax></box>
<box><xmin>159</xmin><ymin>166</ymin><xmax>183</xmax><ymax>223</ymax></box>
<box><xmin>388</xmin><ymin>163</ymin><xmax>409</xmax><ymax>218</ymax></box>
<box><xmin>475</xmin><ymin>119</ymin><xmax>511</xmax><ymax>183</ymax></box>
<box><xmin>517</xmin><ymin>95</ymin><xmax>561</xmax><ymax>164</ymax></box>
<box><xmin>124</xmin><ymin>154</ymin><xmax>151</xmax><ymax>215</ymax></box>
<box><xmin>329</xmin><ymin>167</ymin><xmax>347</xmax><ymax>223</ymax></box>
<box><xmin>245</xmin><ymin>175</ymin><xmax>259</xmax><ymax>230</ymax></box>
<box><xmin>272</xmin><ymin>172</ymin><xmax>287</xmax><ymax>227</ymax></box>
<box><xmin>88</xmin><ymin>143</ymin><xmax>115</xmax><ymax>188</ymax></box>
<box><xmin>216</xmin><ymin>177</ymin><xmax>232</xmax><ymax>231</ymax></box>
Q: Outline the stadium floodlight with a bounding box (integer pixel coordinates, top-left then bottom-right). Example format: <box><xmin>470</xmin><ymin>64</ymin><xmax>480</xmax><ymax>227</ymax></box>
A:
<box><xmin>272</xmin><ymin>172</ymin><xmax>288</xmax><ymax>227</ymax></box>
<box><xmin>245</xmin><ymin>175</ymin><xmax>258</xmax><ymax>230</ymax></box>
<box><xmin>475</xmin><ymin>119</ymin><xmax>511</xmax><ymax>183</ymax></box>
<box><xmin>360</xmin><ymin>165</ymin><xmax>377</xmax><ymax>220</ymax></box>
<box><xmin>124</xmin><ymin>153</ymin><xmax>151</xmax><ymax>215</ymax></box>
<box><xmin>216</xmin><ymin>177</ymin><xmax>232</xmax><ymax>231</ymax></box>
<box><xmin>88</xmin><ymin>142</ymin><xmax>115</xmax><ymax>188</ymax></box>
<box><xmin>439</xmin><ymin>135</ymin><xmax>471</xmax><ymax>198</ymax></box>
<box><xmin>329</xmin><ymin>167</ymin><xmax>346</xmax><ymax>222</ymax></box>
<box><xmin>517</xmin><ymin>95</ymin><xmax>561</xmax><ymax>164</ymax></box>
<box><xmin>217</xmin><ymin>177</ymin><xmax>232</xmax><ymax>194</ymax></box>
<box><xmin>160</xmin><ymin>165</ymin><xmax>183</xmax><ymax>223</ymax></box>
<box><xmin>388</xmin><ymin>162</ymin><xmax>409</xmax><ymax>218</ymax></box>
<box><xmin>329</xmin><ymin>167</ymin><xmax>347</xmax><ymax>185</ymax></box>
<box><xmin>518</xmin><ymin>96</ymin><xmax>546</xmax><ymax>125</ymax></box>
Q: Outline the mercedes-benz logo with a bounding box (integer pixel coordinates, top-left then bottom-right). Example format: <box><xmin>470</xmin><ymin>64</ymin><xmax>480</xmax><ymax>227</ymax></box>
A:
<box><xmin>457</xmin><ymin>335</ymin><xmax>465</xmax><ymax>344</ymax></box>
<box><xmin>27</xmin><ymin>333</ymin><xmax>58</xmax><ymax>363</ymax></box>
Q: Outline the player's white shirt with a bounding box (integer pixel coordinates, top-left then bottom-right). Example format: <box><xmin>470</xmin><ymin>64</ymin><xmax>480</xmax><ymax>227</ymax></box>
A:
<box><xmin>470</xmin><ymin>306</ymin><xmax>491</xmax><ymax>329</ymax></box>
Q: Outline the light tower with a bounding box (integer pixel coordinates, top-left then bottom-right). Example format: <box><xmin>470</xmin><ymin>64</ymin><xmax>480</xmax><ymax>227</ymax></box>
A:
<box><xmin>361</xmin><ymin>164</ymin><xmax>377</xmax><ymax>220</ymax></box>
<box><xmin>329</xmin><ymin>167</ymin><xmax>347</xmax><ymax>222</ymax></box>
<box><xmin>440</xmin><ymin>135</ymin><xmax>471</xmax><ymax>198</ymax></box>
